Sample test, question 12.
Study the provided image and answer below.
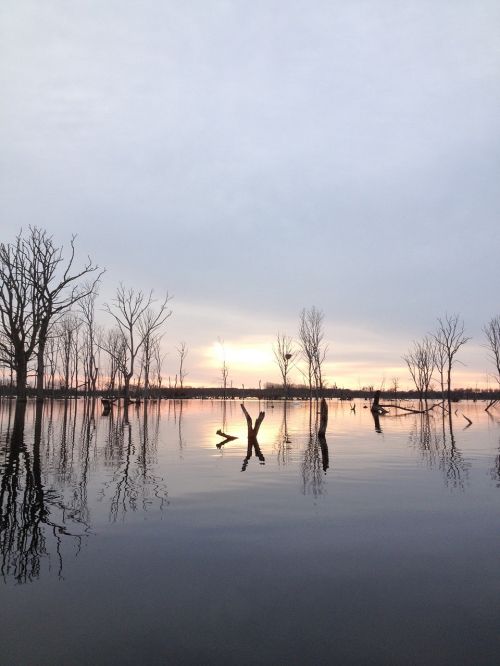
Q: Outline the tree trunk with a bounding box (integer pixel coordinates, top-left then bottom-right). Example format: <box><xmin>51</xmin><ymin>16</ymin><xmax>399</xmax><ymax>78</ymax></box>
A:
<box><xmin>123</xmin><ymin>373</ymin><xmax>132</xmax><ymax>403</ymax></box>
<box><xmin>35</xmin><ymin>321</ymin><xmax>49</xmax><ymax>401</ymax></box>
<box><xmin>318</xmin><ymin>398</ymin><xmax>328</xmax><ymax>437</ymax></box>
<box><xmin>16</xmin><ymin>362</ymin><xmax>28</xmax><ymax>402</ymax></box>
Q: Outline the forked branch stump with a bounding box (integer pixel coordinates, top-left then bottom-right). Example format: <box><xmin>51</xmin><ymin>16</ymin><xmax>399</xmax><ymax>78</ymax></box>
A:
<box><xmin>241</xmin><ymin>403</ymin><xmax>265</xmax><ymax>440</ymax></box>
<box><xmin>240</xmin><ymin>404</ymin><xmax>265</xmax><ymax>470</ymax></box>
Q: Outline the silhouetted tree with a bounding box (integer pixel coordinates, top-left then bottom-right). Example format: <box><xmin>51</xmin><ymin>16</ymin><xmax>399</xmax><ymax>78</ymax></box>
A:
<box><xmin>57</xmin><ymin>313</ymin><xmax>81</xmax><ymax>393</ymax></box>
<box><xmin>177</xmin><ymin>341</ymin><xmax>188</xmax><ymax>391</ymax></box>
<box><xmin>0</xmin><ymin>228</ymin><xmax>101</xmax><ymax>401</ymax></box>
<box><xmin>103</xmin><ymin>285</ymin><xmax>172</xmax><ymax>403</ymax></box>
<box><xmin>79</xmin><ymin>288</ymin><xmax>101</xmax><ymax>395</ymax></box>
<box><xmin>0</xmin><ymin>232</ymin><xmax>41</xmax><ymax>400</ymax></box>
<box><xmin>432</xmin><ymin>314</ymin><xmax>470</xmax><ymax>402</ymax></box>
<box><xmin>273</xmin><ymin>332</ymin><xmax>296</xmax><ymax>397</ymax></box>
<box><xmin>403</xmin><ymin>336</ymin><xmax>436</xmax><ymax>401</ymax></box>
<box><xmin>298</xmin><ymin>307</ymin><xmax>328</xmax><ymax>397</ymax></box>
<box><xmin>100</xmin><ymin>328</ymin><xmax>127</xmax><ymax>395</ymax></box>
<box><xmin>218</xmin><ymin>338</ymin><xmax>229</xmax><ymax>399</ymax></box>
<box><xmin>484</xmin><ymin>315</ymin><xmax>500</xmax><ymax>387</ymax></box>
<box><xmin>151</xmin><ymin>336</ymin><xmax>165</xmax><ymax>398</ymax></box>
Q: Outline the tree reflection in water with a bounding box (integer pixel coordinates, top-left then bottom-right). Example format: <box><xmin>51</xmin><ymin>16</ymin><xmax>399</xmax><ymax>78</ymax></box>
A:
<box><xmin>0</xmin><ymin>402</ymin><xmax>88</xmax><ymax>584</ymax></box>
<box><xmin>408</xmin><ymin>408</ymin><xmax>470</xmax><ymax>490</ymax></box>
<box><xmin>102</xmin><ymin>401</ymin><xmax>169</xmax><ymax>522</ymax></box>
<box><xmin>274</xmin><ymin>399</ymin><xmax>292</xmax><ymax>466</ymax></box>
<box><xmin>0</xmin><ymin>398</ymin><xmax>169</xmax><ymax>583</ymax></box>
<box><xmin>301</xmin><ymin>401</ymin><xmax>329</xmax><ymax>497</ymax></box>
<box><xmin>241</xmin><ymin>403</ymin><xmax>265</xmax><ymax>471</ymax></box>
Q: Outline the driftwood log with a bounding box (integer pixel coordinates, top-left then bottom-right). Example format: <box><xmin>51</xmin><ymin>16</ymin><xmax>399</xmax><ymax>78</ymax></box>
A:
<box><xmin>216</xmin><ymin>429</ymin><xmax>238</xmax><ymax>448</ymax></box>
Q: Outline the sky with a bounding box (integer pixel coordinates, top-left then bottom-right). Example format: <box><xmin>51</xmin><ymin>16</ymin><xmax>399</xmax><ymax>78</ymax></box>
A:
<box><xmin>1</xmin><ymin>1</ymin><xmax>499</xmax><ymax>389</ymax></box>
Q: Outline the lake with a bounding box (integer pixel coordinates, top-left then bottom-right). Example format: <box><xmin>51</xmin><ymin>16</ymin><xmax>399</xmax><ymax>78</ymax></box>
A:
<box><xmin>1</xmin><ymin>397</ymin><xmax>499</xmax><ymax>665</ymax></box>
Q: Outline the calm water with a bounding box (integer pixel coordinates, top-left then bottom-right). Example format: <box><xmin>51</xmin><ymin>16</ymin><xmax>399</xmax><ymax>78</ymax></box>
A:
<box><xmin>1</xmin><ymin>398</ymin><xmax>499</xmax><ymax>665</ymax></box>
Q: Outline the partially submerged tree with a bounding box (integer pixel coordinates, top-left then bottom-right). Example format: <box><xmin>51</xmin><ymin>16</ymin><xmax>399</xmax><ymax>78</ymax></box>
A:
<box><xmin>273</xmin><ymin>332</ymin><xmax>296</xmax><ymax>397</ymax></box>
<box><xmin>79</xmin><ymin>288</ymin><xmax>101</xmax><ymax>395</ymax></box>
<box><xmin>431</xmin><ymin>314</ymin><xmax>470</xmax><ymax>402</ymax></box>
<box><xmin>218</xmin><ymin>338</ymin><xmax>229</xmax><ymax>399</ymax></box>
<box><xmin>298</xmin><ymin>307</ymin><xmax>328</xmax><ymax>397</ymax></box>
<box><xmin>484</xmin><ymin>315</ymin><xmax>500</xmax><ymax>387</ymax></box>
<box><xmin>28</xmin><ymin>228</ymin><xmax>102</xmax><ymax>399</ymax></box>
<box><xmin>0</xmin><ymin>228</ymin><xmax>101</xmax><ymax>401</ymax></box>
<box><xmin>0</xmin><ymin>233</ymin><xmax>41</xmax><ymax>399</ymax></box>
<box><xmin>103</xmin><ymin>285</ymin><xmax>172</xmax><ymax>403</ymax></box>
<box><xmin>151</xmin><ymin>337</ymin><xmax>165</xmax><ymax>398</ymax></box>
<box><xmin>100</xmin><ymin>328</ymin><xmax>127</xmax><ymax>395</ymax></box>
<box><xmin>403</xmin><ymin>336</ymin><xmax>436</xmax><ymax>401</ymax></box>
<box><xmin>176</xmin><ymin>341</ymin><xmax>188</xmax><ymax>391</ymax></box>
<box><xmin>57</xmin><ymin>313</ymin><xmax>81</xmax><ymax>393</ymax></box>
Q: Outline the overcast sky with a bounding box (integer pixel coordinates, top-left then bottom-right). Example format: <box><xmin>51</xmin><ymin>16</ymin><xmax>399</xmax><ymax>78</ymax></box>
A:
<box><xmin>1</xmin><ymin>1</ymin><xmax>499</xmax><ymax>388</ymax></box>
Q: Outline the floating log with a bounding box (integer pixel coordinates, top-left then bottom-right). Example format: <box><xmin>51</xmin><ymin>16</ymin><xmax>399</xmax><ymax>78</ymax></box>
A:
<box><xmin>378</xmin><ymin>401</ymin><xmax>442</xmax><ymax>415</ymax></box>
<box><xmin>216</xmin><ymin>429</ymin><xmax>238</xmax><ymax>448</ymax></box>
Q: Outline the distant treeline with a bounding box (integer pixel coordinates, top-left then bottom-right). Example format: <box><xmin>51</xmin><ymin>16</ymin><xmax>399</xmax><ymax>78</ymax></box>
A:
<box><xmin>0</xmin><ymin>383</ymin><xmax>498</xmax><ymax>403</ymax></box>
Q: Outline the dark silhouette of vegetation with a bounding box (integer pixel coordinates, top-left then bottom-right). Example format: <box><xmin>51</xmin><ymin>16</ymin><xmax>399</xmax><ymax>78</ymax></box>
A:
<box><xmin>103</xmin><ymin>284</ymin><xmax>172</xmax><ymax>405</ymax></box>
<box><xmin>0</xmin><ymin>228</ymin><xmax>101</xmax><ymax>402</ymax></box>
<box><xmin>431</xmin><ymin>314</ymin><xmax>470</xmax><ymax>403</ymax></box>
<box><xmin>273</xmin><ymin>332</ymin><xmax>296</xmax><ymax>397</ymax></box>
<box><xmin>403</xmin><ymin>336</ymin><xmax>436</xmax><ymax>401</ymax></box>
<box><xmin>298</xmin><ymin>306</ymin><xmax>328</xmax><ymax>397</ymax></box>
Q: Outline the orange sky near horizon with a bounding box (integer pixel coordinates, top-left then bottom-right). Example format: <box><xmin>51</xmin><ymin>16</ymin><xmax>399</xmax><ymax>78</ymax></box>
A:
<box><xmin>177</xmin><ymin>339</ymin><xmax>496</xmax><ymax>391</ymax></box>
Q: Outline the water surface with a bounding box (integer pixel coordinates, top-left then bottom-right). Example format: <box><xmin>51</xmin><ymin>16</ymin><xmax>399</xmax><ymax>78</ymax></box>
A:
<box><xmin>1</xmin><ymin>398</ymin><xmax>499</xmax><ymax>665</ymax></box>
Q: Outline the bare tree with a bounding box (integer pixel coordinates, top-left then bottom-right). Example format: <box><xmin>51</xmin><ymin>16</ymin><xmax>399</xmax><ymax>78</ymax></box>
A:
<box><xmin>433</xmin><ymin>331</ymin><xmax>448</xmax><ymax>399</ymax></box>
<box><xmin>103</xmin><ymin>285</ymin><xmax>172</xmax><ymax>403</ymax></box>
<box><xmin>432</xmin><ymin>314</ymin><xmax>470</xmax><ymax>402</ymax></box>
<box><xmin>57</xmin><ymin>313</ymin><xmax>82</xmax><ymax>393</ymax></box>
<box><xmin>403</xmin><ymin>336</ymin><xmax>436</xmax><ymax>401</ymax></box>
<box><xmin>45</xmin><ymin>333</ymin><xmax>60</xmax><ymax>394</ymax></box>
<box><xmin>100</xmin><ymin>328</ymin><xmax>127</xmax><ymax>395</ymax></box>
<box><xmin>28</xmin><ymin>228</ymin><xmax>102</xmax><ymax>399</ymax></box>
<box><xmin>79</xmin><ymin>288</ymin><xmax>101</xmax><ymax>395</ymax></box>
<box><xmin>273</xmin><ymin>332</ymin><xmax>296</xmax><ymax>397</ymax></box>
<box><xmin>152</xmin><ymin>337</ymin><xmax>165</xmax><ymax>398</ymax></box>
<box><xmin>298</xmin><ymin>307</ymin><xmax>328</xmax><ymax>397</ymax></box>
<box><xmin>177</xmin><ymin>341</ymin><xmax>188</xmax><ymax>391</ymax></box>
<box><xmin>139</xmin><ymin>317</ymin><xmax>165</xmax><ymax>401</ymax></box>
<box><xmin>0</xmin><ymin>232</ymin><xmax>41</xmax><ymax>400</ymax></box>
<box><xmin>484</xmin><ymin>315</ymin><xmax>500</xmax><ymax>387</ymax></box>
<box><xmin>218</xmin><ymin>339</ymin><xmax>229</xmax><ymax>399</ymax></box>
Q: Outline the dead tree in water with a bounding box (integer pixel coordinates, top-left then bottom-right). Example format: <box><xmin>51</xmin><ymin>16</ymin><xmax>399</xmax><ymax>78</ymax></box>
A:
<box><xmin>484</xmin><ymin>315</ymin><xmax>500</xmax><ymax>411</ymax></box>
<box><xmin>177</xmin><ymin>341</ymin><xmax>188</xmax><ymax>391</ymax></box>
<box><xmin>318</xmin><ymin>398</ymin><xmax>328</xmax><ymax>437</ymax></box>
<box><xmin>432</xmin><ymin>314</ymin><xmax>470</xmax><ymax>403</ymax></box>
<box><xmin>317</xmin><ymin>398</ymin><xmax>329</xmax><ymax>471</ymax></box>
<box><xmin>298</xmin><ymin>307</ymin><xmax>328</xmax><ymax>397</ymax></box>
<box><xmin>104</xmin><ymin>285</ymin><xmax>172</xmax><ymax>403</ymax></box>
<box><xmin>240</xmin><ymin>403</ymin><xmax>265</xmax><ymax>470</ymax></box>
<box><xmin>273</xmin><ymin>332</ymin><xmax>296</xmax><ymax>397</ymax></box>
<box><xmin>218</xmin><ymin>339</ymin><xmax>229</xmax><ymax>399</ymax></box>
<box><xmin>403</xmin><ymin>336</ymin><xmax>436</xmax><ymax>401</ymax></box>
